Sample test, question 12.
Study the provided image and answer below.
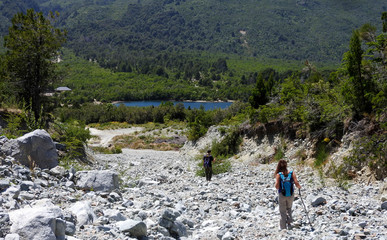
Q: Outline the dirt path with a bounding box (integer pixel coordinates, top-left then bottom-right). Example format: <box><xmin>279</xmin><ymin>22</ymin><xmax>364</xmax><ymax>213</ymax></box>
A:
<box><xmin>87</xmin><ymin>127</ymin><xmax>144</xmax><ymax>147</ymax></box>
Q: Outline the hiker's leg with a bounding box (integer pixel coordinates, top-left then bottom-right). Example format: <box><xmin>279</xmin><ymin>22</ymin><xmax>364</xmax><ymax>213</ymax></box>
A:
<box><xmin>209</xmin><ymin>167</ymin><xmax>212</xmax><ymax>181</ymax></box>
<box><xmin>278</xmin><ymin>194</ymin><xmax>287</xmax><ymax>229</ymax></box>
<box><xmin>205</xmin><ymin>167</ymin><xmax>211</xmax><ymax>181</ymax></box>
<box><xmin>286</xmin><ymin>195</ymin><xmax>295</xmax><ymax>225</ymax></box>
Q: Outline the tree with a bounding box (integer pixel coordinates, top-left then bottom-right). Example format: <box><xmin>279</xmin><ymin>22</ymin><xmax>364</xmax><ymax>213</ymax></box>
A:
<box><xmin>345</xmin><ymin>30</ymin><xmax>372</xmax><ymax>114</ymax></box>
<box><xmin>4</xmin><ymin>9</ymin><xmax>66</xmax><ymax>120</ymax></box>
<box><xmin>249</xmin><ymin>73</ymin><xmax>268</xmax><ymax>108</ymax></box>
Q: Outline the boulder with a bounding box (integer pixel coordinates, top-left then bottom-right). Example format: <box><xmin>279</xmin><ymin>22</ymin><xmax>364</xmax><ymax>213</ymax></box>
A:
<box><xmin>75</xmin><ymin>170</ymin><xmax>119</xmax><ymax>192</ymax></box>
<box><xmin>381</xmin><ymin>201</ymin><xmax>387</xmax><ymax>210</ymax></box>
<box><xmin>69</xmin><ymin>201</ymin><xmax>96</xmax><ymax>226</ymax></box>
<box><xmin>116</xmin><ymin>219</ymin><xmax>147</xmax><ymax>238</ymax></box>
<box><xmin>8</xmin><ymin>202</ymin><xmax>64</xmax><ymax>240</ymax></box>
<box><xmin>1</xmin><ymin>130</ymin><xmax>58</xmax><ymax>169</ymax></box>
<box><xmin>103</xmin><ymin>209</ymin><xmax>127</xmax><ymax>222</ymax></box>
<box><xmin>311</xmin><ymin>197</ymin><xmax>327</xmax><ymax>207</ymax></box>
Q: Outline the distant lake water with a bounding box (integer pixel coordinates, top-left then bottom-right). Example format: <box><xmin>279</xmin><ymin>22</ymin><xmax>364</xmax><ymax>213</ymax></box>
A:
<box><xmin>115</xmin><ymin>101</ymin><xmax>233</xmax><ymax>110</ymax></box>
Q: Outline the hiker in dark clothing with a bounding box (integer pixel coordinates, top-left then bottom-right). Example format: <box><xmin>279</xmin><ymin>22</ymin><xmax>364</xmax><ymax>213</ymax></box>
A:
<box><xmin>275</xmin><ymin>159</ymin><xmax>301</xmax><ymax>230</ymax></box>
<box><xmin>203</xmin><ymin>150</ymin><xmax>215</xmax><ymax>181</ymax></box>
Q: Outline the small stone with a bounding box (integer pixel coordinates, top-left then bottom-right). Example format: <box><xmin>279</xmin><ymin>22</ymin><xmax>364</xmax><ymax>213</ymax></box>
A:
<box><xmin>116</xmin><ymin>219</ymin><xmax>147</xmax><ymax>238</ymax></box>
<box><xmin>359</xmin><ymin>222</ymin><xmax>367</xmax><ymax>228</ymax></box>
<box><xmin>354</xmin><ymin>233</ymin><xmax>367</xmax><ymax>239</ymax></box>
<box><xmin>311</xmin><ymin>197</ymin><xmax>326</xmax><ymax>207</ymax></box>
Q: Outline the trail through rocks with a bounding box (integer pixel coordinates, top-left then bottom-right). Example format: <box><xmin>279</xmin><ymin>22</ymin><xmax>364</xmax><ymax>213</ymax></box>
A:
<box><xmin>90</xmin><ymin>141</ymin><xmax>387</xmax><ymax>240</ymax></box>
<box><xmin>88</xmin><ymin>127</ymin><xmax>144</xmax><ymax>147</ymax></box>
<box><xmin>1</xmin><ymin>128</ymin><xmax>386</xmax><ymax>240</ymax></box>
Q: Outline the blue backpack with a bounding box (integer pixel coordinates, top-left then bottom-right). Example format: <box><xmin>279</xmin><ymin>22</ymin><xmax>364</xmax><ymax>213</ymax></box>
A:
<box><xmin>279</xmin><ymin>171</ymin><xmax>294</xmax><ymax>197</ymax></box>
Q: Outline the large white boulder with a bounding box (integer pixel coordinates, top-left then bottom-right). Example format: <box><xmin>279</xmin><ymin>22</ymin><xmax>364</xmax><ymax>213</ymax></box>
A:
<box><xmin>8</xmin><ymin>200</ymin><xmax>64</xmax><ymax>240</ymax></box>
<box><xmin>75</xmin><ymin>170</ymin><xmax>119</xmax><ymax>192</ymax></box>
<box><xmin>1</xmin><ymin>129</ymin><xmax>58</xmax><ymax>169</ymax></box>
<box><xmin>69</xmin><ymin>201</ymin><xmax>97</xmax><ymax>226</ymax></box>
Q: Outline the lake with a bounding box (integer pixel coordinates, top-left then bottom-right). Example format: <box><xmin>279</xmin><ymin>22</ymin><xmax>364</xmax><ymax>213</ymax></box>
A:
<box><xmin>115</xmin><ymin>101</ymin><xmax>233</xmax><ymax>110</ymax></box>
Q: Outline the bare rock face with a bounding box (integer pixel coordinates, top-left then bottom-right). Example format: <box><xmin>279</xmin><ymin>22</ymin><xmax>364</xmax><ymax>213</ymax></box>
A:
<box><xmin>1</xmin><ymin>129</ymin><xmax>58</xmax><ymax>169</ymax></box>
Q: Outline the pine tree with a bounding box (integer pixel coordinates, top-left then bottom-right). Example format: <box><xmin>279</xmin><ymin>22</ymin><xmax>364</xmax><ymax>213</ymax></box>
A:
<box><xmin>249</xmin><ymin>73</ymin><xmax>268</xmax><ymax>108</ymax></box>
<box><xmin>4</xmin><ymin>9</ymin><xmax>66</xmax><ymax>120</ymax></box>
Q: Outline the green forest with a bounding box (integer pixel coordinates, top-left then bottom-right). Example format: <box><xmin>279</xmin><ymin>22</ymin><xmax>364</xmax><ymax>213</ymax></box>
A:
<box><xmin>0</xmin><ymin>2</ymin><xmax>386</xmax><ymax>179</ymax></box>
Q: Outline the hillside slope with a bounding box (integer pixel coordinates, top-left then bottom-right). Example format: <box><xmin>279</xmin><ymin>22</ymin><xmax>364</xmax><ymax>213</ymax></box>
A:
<box><xmin>0</xmin><ymin>0</ymin><xmax>386</xmax><ymax>66</ymax></box>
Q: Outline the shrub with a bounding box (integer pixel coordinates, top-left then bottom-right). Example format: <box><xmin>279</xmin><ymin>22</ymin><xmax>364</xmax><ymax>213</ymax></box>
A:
<box><xmin>314</xmin><ymin>141</ymin><xmax>329</xmax><ymax>167</ymax></box>
<box><xmin>50</xmin><ymin>120</ymin><xmax>91</xmax><ymax>165</ymax></box>
<box><xmin>196</xmin><ymin>159</ymin><xmax>232</xmax><ymax>177</ymax></box>
<box><xmin>344</xmin><ymin>132</ymin><xmax>386</xmax><ymax>180</ymax></box>
<box><xmin>91</xmin><ymin>146</ymin><xmax>122</xmax><ymax>154</ymax></box>
<box><xmin>274</xmin><ymin>147</ymin><xmax>285</xmax><ymax>161</ymax></box>
<box><xmin>212</xmin><ymin>127</ymin><xmax>242</xmax><ymax>158</ymax></box>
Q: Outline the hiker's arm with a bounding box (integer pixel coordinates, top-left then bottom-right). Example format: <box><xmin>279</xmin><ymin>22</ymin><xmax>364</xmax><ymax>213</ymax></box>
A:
<box><xmin>275</xmin><ymin>174</ymin><xmax>280</xmax><ymax>190</ymax></box>
<box><xmin>293</xmin><ymin>173</ymin><xmax>301</xmax><ymax>189</ymax></box>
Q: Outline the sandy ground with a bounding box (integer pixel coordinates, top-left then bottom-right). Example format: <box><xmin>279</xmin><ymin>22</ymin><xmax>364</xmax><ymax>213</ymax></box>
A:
<box><xmin>87</xmin><ymin>127</ymin><xmax>144</xmax><ymax>147</ymax></box>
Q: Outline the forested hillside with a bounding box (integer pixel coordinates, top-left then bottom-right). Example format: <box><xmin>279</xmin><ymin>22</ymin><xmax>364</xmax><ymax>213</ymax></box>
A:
<box><xmin>0</xmin><ymin>0</ymin><xmax>386</xmax><ymax>69</ymax></box>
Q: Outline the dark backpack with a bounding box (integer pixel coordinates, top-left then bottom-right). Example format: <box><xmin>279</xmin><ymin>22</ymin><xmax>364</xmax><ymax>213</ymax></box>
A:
<box><xmin>279</xmin><ymin>171</ymin><xmax>294</xmax><ymax>197</ymax></box>
<box><xmin>203</xmin><ymin>155</ymin><xmax>212</xmax><ymax>168</ymax></box>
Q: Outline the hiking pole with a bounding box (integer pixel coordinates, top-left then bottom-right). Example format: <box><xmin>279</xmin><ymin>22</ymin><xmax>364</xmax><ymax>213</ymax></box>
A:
<box><xmin>298</xmin><ymin>188</ymin><xmax>314</xmax><ymax>231</ymax></box>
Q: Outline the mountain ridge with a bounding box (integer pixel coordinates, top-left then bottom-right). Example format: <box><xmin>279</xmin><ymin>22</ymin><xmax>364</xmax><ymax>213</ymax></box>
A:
<box><xmin>0</xmin><ymin>0</ymin><xmax>386</xmax><ymax>66</ymax></box>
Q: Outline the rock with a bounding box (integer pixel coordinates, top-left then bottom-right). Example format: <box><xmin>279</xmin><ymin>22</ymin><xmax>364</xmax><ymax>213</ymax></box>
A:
<box><xmin>69</xmin><ymin>201</ymin><xmax>96</xmax><ymax>226</ymax></box>
<box><xmin>170</xmin><ymin>220</ymin><xmax>187</xmax><ymax>238</ymax></box>
<box><xmin>3</xmin><ymin>186</ymin><xmax>20</xmax><ymax>200</ymax></box>
<box><xmin>20</xmin><ymin>181</ymin><xmax>35</xmax><ymax>191</ymax></box>
<box><xmin>75</xmin><ymin>170</ymin><xmax>119</xmax><ymax>192</ymax></box>
<box><xmin>359</xmin><ymin>222</ymin><xmax>367</xmax><ymax>228</ymax></box>
<box><xmin>8</xmin><ymin>203</ymin><xmax>64</xmax><ymax>240</ymax></box>
<box><xmin>137</xmin><ymin>178</ymin><xmax>159</xmax><ymax>187</ymax></box>
<box><xmin>311</xmin><ymin>197</ymin><xmax>327</xmax><ymax>207</ymax></box>
<box><xmin>54</xmin><ymin>142</ymin><xmax>66</xmax><ymax>151</ymax></box>
<box><xmin>65</xmin><ymin>221</ymin><xmax>76</xmax><ymax>236</ymax></box>
<box><xmin>381</xmin><ymin>201</ymin><xmax>387</xmax><ymax>210</ymax></box>
<box><xmin>103</xmin><ymin>209</ymin><xmax>126</xmax><ymax>222</ymax></box>
<box><xmin>222</xmin><ymin>231</ymin><xmax>234</xmax><ymax>240</ymax></box>
<box><xmin>49</xmin><ymin>166</ymin><xmax>66</xmax><ymax>177</ymax></box>
<box><xmin>0</xmin><ymin>135</ymin><xmax>9</xmax><ymax>145</ymax></box>
<box><xmin>116</xmin><ymin>219</ymin><xmax>147</xmax><ymax>238</ymax></box>
<box><xmin>4</xmin><ymin>234</ymin><xmax>20</xmax><ymax>240</ymax></box>
<box><xmin>1</xmin><ymin>130</ymin><xmax>58</xmax><ymax>169</ymax></box>
<box><xmin>0</xmin><ymin>179</ymin><xmax>10</xmax><ymax>191</ymax></box>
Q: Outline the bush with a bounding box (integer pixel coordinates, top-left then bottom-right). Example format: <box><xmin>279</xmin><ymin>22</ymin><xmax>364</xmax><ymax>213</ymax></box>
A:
<box><xmin>196</xmin><ymin>159</ymin><xmax>232</xmax><ymax>177</ymax></box>
<box><xmin>50</xmin><ymin>120</ymin><xmax>91</xmax><ymax>165</ymax></box>
<box><xmin>91</xmin><ymin>146</ymin><xmax>122</xmax><ymax>154</ymax></box>
<box><xmin>274</xmin><ymin>147</ymin><xmax>285</xmax><ymax>161</ymax></box>
<box><xmin>212</xmin><ymin>127</ymin><xmax>242</xmax><ymax>158</ymax></box>
<box><xmin>344</xmin><ymin>132</ymin><xmax>386</xmax><ymax>180</ymax></box>
<box><xmin>314</xmin><ymin>141</ymin><xmax>329</xmax><ymax>167</ymax></box>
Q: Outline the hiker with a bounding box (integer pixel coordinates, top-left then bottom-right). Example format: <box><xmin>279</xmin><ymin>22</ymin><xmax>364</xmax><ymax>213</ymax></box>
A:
<box><xmin>203</xmin><ymin>150</ymin><xmax>215</xmax><ymax>181</ymax></box>
<box><xmin>275</xmin><ymin>159</ymin><xmax>301</xmax><ymax>230</ymax></box>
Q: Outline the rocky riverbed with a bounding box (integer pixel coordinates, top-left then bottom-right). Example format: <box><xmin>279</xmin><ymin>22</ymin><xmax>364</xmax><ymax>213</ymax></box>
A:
<box><xmin>0</xmin><ymin>129</ymin><xmax>387</xmax><ymax>240</ymax></box>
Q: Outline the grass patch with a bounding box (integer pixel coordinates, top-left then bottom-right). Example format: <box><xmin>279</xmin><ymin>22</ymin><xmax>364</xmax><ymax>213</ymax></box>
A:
<box><xmin>88</xmin><ymin>121</ymin><xmax>132</xmax><ymax>130</ymax></box>
<box><xmin>91</xmin><ymin>146</ymin><xmax>122</xmax><ymax>154</ymax></box>
<box><xmin>274</xmin><ymin>147</ymin><xmax>285</xmax><ymax>161</ymax></box>
<box><xmin>314</xmin><ymin>141</ymin><xmax>329</xmax><ymax>167</ymax></box>
<box><xmin>113</xmin><ymin>134</ymin><xmax>184</xmax><ymax>151</ymax></box>
<box><xmin>195</xmin><ymin>159</ymin><xmax>232</xmax><ymax>177</ymax></box>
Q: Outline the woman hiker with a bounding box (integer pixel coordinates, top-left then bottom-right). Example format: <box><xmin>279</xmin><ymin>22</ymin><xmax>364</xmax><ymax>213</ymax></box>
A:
<box><xmin>275</xmin><ymin>159</ymin><xmax>301</xmax><ymax>230</ymax></box>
